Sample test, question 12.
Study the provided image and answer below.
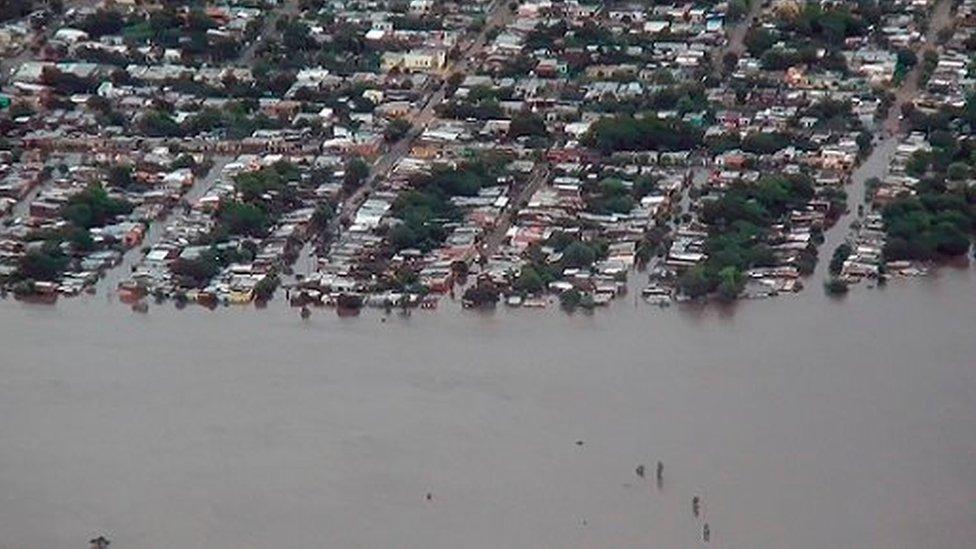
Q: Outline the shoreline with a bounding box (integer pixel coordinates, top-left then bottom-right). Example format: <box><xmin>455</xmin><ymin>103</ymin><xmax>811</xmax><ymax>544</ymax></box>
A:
<box><xmin>2</xmin><ymin>256</ymin><xmax>970</xmax><ymax>321</ymax></box>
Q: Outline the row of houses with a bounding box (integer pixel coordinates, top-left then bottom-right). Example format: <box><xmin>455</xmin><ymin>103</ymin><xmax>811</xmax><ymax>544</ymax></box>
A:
<box><xmin>118</xmin><ymin>153</ymin><xmax>337</xmax><ymax>305</ymax></box>
<box><xmin>0</xmin><ymin>146</ymin><xmax>200</xmax><ymax>295</ymax></box>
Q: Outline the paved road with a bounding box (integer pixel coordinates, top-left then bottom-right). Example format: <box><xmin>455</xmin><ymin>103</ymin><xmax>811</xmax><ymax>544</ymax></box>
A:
<box><xmin>239</xmin><ymin>0</ymin><xmax>300</xmax><ymax>66</ymax></box>
<box><xmin>479</xmin><ymin>162</ymin><xmax>550</xmax><ymax>257</ymax></box>
<box><xmin>96</xmin><ymin>155</ymin><xmax>233</xmax><ymax>293</ymax></box>
<box><xmin>334</xmin><ymin>0</ymin><xmax>515</xmax><ymax>227</ymax></box>
<box><xmin>712</xmin><ymin>0</ymin><xmax>765</xmax><ymax>75</ymax></box>
<box><xmin>816</xmin><ymin>0</ymin><xmax>954</xmax><ymax>279</ymax></box>
<box><xmin>881</xmin><ymin>0</ymin><xmax>953</xmax><ymax>134</ymax></box>
<box><xmin>3</xmin><ymin>153</ymin><xmax>79</xmax><ymax>221</ymax></box>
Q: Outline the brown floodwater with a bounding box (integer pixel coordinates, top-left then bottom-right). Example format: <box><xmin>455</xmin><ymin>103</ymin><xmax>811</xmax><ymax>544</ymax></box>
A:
<box><xmin>0</xmin><ymin>267</ymin><xmax>974</xmax><ymax>548</ymax></box>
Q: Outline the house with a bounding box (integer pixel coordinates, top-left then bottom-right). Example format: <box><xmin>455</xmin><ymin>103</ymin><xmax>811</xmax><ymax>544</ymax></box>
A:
<box><xmin>381</xmin><ymin>49</ymin><xmax>447</xmax><ymax>73</ymax></box>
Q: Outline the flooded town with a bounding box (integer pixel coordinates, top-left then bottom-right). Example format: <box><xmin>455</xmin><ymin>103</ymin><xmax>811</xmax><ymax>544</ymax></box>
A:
<box><xmin>1</xmin><ymin>1</ymin><xmax>975</xmax><ymax>548</ymax></box>
<box><xmin>0</xmin><ymin>0</ymin><xmax>972</xmax><ymax>313</ymax></box>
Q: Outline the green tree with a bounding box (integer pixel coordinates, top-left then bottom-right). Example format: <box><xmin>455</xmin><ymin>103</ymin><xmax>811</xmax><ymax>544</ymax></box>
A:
<box><xmin>107</xmin><ymin>164</ymin><xmax>135</xmax><ymax>189</ymax></box>
<box><xmin>947</xmin><ymin>162</ymin><xmax>969</xmax><ymax>181</ymax></box>
<box><xmin>17</xmin><ymin>245</ymin><xmax>69</xmax><ymax>281</ymax></box>
<box><xmin>64</xmin><ymin>225</ymin><xmax>95</xmax><ymax>252</ymax></box>
<box><xmin>343</xmin><ymin>157</ymin><xmax>370</xmax><ymax>191</ymax></box>
<box><xmin>508</xmin><ymin>112</ymin><xmax>548</xmax><ymax>139</ymax></box>
<box><xmin>824</xmin><ymin>277</ymin><xmax>849</xmax><ymax>295</ymax></box>
<box><xmin>561</xmin><ymin>241</ymin><xmax>597</xmax><ymax>268</ymax></box>
<box><xmin>462</xmin><ymin>281</ymin><xmax>500</xmax><ymax>307</ymax></box>
<box><xmin>253</xmin><ymin>273</ymin><xmax>279</xmax><ymax>301</ymax></box>
<box><xmin>62</xmin><ymin>185</ymin><xmax>133</xmax><ymax>229</ymax></box>
<box><xmin>172</xmin><ymin>250</ymin><xmax>220</xmax><ymax>287</ymax></box>
<box><xmin>138</xmin><ymin>110</ymin><xmax>182</xmax><ymax>138</ymax></box>
<box><xmin>829</xmin><ymin>243</ymin><xmax>852</xmax><ymax>275</ymax></box>
<box><xmin>744</xmin><ymin>27</ymin><xmax>777</xmax><ymax>57</ymax></box>
<box><xmin>219</xmin><ymin>202</ymin><xmax>269</xmax><ymax>238</ymax></box>
<box><xmin>856</xmin><ymin>131</ymin><xmax>872</xmax><ymax>156</ymax></box>
<box><xmin>727</xmin><ymin>0</ymin><xmax>749</xmax><ymax>21</ymax></box>
<box><xmin>678</xmin><ymin>265</ymin><xmax>712</xmax><ymax>298</ymax></box>
<box><xmin>741</xmin><ymin>132</ymin><xmax>788</xmax><ymax>155</ymax></box>
<box><xmin>716</xmin><ymin>266</ymin><xmax>744</xmax><ymax>301</ymax></box>
<box><xmin>514</xmin><ymin>265</ymin><xmax>544</xmax><ymax>294</ymax></box>
<box><xmin>312</xmin><ymin>203</ymin><xmax>334</xmax><ymax>228</ymax></box>
<box><xmin>384</xmin><ymin>118</ymin><xmax>412</xmax><ymax>142</ymax></box>
<box><xmin>559</xmin><ymin>288</ymin><xmax>582</xmax><ymax>311</ymax></box>
<box><xmin>582</xmin><ymin>115</ymin><xmax>701</xmax><ymax>153</ymax></box>
<box><xmin>79</xmin><ymin>9</ymin><xmax>125</xmax><ymax>38</ymax></box>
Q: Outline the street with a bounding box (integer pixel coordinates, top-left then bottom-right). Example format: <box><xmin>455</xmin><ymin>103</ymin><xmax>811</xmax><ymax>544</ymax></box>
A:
<box><xmin>334</xmin><ymin>0</ymin><xmax>516</xmax><ymax>228</ymax></box>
